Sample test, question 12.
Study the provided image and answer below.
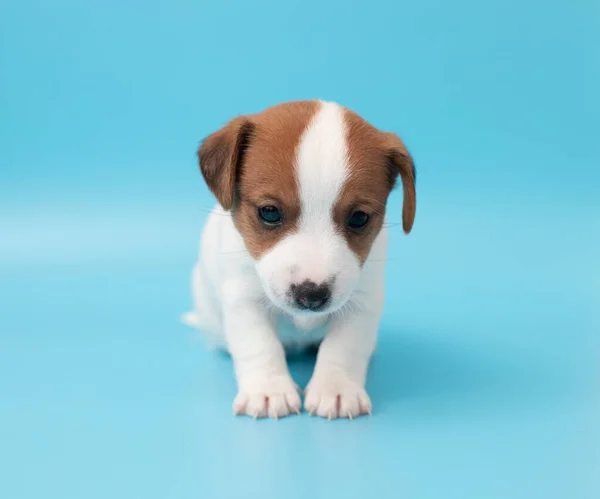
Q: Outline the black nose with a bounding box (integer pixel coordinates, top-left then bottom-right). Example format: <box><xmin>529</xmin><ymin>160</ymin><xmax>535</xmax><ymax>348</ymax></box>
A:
<box><xmin>291</xmin><ymin>281</ymin><xmax>331</xmax><ymax>311</ymax></box>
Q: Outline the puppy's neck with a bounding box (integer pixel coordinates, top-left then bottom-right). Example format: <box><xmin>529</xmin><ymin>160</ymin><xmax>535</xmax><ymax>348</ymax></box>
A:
<box><xmin>293</xmin><ymin>314</ymin><xmax>329</xmax><ymax>332</ymax></box>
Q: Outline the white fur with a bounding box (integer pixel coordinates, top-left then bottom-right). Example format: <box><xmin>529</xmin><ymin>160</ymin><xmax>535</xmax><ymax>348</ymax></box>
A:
<box><xmin>184</xmin><ymin>101</ymin><xmax>387</xmax><ymax>419</ymax></box>
<box><xmin>256</xmin><ymin>102</ymin><xmax>361</xmax><ymax>318</ymax></box>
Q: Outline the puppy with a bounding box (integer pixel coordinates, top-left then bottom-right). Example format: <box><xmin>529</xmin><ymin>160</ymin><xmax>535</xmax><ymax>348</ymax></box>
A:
<box><xmin>184</xmin><ymin>100</ymin><xmax>416</xmax><ymax>419</ymax></box>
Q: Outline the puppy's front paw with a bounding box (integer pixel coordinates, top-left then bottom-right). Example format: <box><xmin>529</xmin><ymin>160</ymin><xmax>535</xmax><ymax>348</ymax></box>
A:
<box><xmin>304</xmin><ymin>374</ymin><xmax>372</xmax><ymax>420</ymax></box>
<box><xmin>233</xmin><ymin>375</ymin><xmax>301</xmax><ymax>419</ymax></box>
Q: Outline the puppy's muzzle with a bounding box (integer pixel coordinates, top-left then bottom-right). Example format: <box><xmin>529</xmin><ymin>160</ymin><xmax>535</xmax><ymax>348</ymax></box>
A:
<box><xmin>290</xmin><ymin>280</ymin><xmax>331</xmax><ymax>311</ymax></box>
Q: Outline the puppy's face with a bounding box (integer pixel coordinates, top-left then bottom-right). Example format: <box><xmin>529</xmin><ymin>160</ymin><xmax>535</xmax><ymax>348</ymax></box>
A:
<box><xmin>199</xmin><ymin>101</ymin><xmax>416</xmax><ymax>316</ymax></box>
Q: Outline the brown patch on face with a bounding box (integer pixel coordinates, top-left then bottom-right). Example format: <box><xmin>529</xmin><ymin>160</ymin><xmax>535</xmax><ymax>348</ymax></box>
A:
<box><xmin>334</xmin><ymin>109</ymin><xmax>417</xmax><ymax>264</ymax></box>
<box><xmin>198</xmin><ymin>101</ymin><xmax>319</xmax><ymax>258</ymax></box>
<box><xmin>198</xmin><ymin>117</ymin><xmax>254</xmax><ymax>210</ymax></box>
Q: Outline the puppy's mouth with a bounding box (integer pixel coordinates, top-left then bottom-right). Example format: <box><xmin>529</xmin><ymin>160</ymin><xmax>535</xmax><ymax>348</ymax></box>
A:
<box><xmin>265</xmin><ymin>287</ymin><xmax>352</xmax><ymax>318</ymax></box>
<box><xmin>283</xmin><ymin>300</ymin><xmax>333</xmax><ymax>317</ymax></box>
<box><xmin>259</xmin><ymin>274</ymin><xmax>353</xmax><ymax>318</ymax></box>
<box><xmin>266</xmin><ymin>295</ymin><xmax>332</xmax><ymax>317</ymax></box>
<box><xmin>295</xmin><ymin>297</ymin><xmax>329</xmax><ymax>312</ymax></box>
<box><xmin>288</xmin><ymin>281</ymin><xmax>331</xmax><ymax>313</ymax></box>
<box><xmin>281</xmin><ymin>277</ymin><xmax>349</xmax><ymax>316</ymax></box>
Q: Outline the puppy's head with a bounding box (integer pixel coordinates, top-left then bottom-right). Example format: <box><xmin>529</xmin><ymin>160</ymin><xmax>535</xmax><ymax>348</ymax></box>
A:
<box><xmin>198</xmin><ymin>101</ymin><xmax>415</xmax><ymax>316</ymax></box>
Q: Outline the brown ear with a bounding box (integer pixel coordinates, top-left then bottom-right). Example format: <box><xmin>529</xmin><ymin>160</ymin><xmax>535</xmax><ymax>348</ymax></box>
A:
<box><xmin>383</xmin><ymin>132</ymin><xmax>416</xmax><ymax>234</ymax></box>
<box><xmin>197</xmin><ymin>117</ymin><xmax>254</xmax><ymax>210</ymax></box>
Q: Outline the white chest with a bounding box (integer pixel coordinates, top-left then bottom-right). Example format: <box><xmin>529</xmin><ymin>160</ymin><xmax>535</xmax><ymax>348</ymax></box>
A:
<box><xmin>276</xmin><ymin>314</ymin><xmax>329</xmax><ymax>353</ymax></box>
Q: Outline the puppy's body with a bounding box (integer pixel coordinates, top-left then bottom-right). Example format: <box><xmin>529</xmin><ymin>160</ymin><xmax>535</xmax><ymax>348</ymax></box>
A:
<box><xmin>185</xmin><ymin>101</ymin><xmax>415</xmax><ymax>419</ymax></box>
<box><xmin>185</xmin><ymin>204</ymin><xmax>388</xmax><ymax>351</ymax></box>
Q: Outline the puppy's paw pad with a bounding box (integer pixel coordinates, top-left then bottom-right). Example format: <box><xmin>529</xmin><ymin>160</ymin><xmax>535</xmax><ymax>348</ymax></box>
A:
<box><xmin>304</xmin><ymin>375</ymin><xmax>371</xmax><ymax>420</ymax></box>
<box><xmin>233</xmin><ymin>376</ymin><xmax>301</xmax><ymax>419</ymax></box>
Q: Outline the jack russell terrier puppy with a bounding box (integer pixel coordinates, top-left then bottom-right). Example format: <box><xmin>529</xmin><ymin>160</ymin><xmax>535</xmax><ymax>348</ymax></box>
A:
<box><xmin>184</xmin><ymin>100</ymin><xmax>416</xmax><ymax>420</ymax></box>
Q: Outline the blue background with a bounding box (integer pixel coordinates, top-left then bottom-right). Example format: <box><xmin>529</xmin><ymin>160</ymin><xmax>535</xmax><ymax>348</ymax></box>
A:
<box><xmin>1</xmin><ymin>1</ymin><xmax>599</xmax><ymax>498</ymax></box>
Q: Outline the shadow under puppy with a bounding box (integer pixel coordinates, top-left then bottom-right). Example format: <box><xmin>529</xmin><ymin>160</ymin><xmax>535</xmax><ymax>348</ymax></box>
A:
<box><xmin>184</xmin><ymin>100</ymin><xmax>416</xmax><ymax>419</ymax></box>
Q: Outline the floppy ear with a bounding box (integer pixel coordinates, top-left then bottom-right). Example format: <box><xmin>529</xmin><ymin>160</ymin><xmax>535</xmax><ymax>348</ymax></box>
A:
<box><xmin>383</xmin><ymin>132</ymin><xmax>416</xmax><ymax>234</ymax></box>
<box><xmin>197</xmin><ymin>117</ymin><xmax>254</xmax><ymax>210</ymax></box>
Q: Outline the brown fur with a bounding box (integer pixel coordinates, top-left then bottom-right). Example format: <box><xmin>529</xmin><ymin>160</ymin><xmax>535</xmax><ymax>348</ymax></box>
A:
<box><xmin>198</xmin><ymin>101</ymin><xmax>319</xmax><ymax>258</ymax></box>
<box><xmin>198</xmin><ymin>101</ymin><xmax>415</xmax><ymax>262</ymax></box>
<box><xmin>381</xmin><ymin>131</ymin><xmax>416</xmax><ymax>233</ymax></box>
<box><xmin>198</xmin><ymin>117</ymin><xmax>253</xmax><ymax>210</ymax></box>
<box><xmin>337</xmin><ymin>109</ymin><xmax>416</xmax><ymax>263</ymax></box>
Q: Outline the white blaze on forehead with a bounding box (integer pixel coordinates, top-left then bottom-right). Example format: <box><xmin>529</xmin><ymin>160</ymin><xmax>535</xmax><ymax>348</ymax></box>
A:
<box><xmin>295</xmin><ymin>101</ymin><xmax>349</xmax><ymax>231</ymax></box>
<box><xmin>255</xmin><ymin>100</ymin><xmax>362</xmax><ymax>312</ymax></box>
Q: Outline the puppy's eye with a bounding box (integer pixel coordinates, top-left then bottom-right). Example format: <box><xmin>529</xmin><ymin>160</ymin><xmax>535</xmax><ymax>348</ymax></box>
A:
<box><xmin>258</xmin><ymin>206</ymin><xmax>282</xmax><ymax>225</ymax></box>
<box><xmin>347</xmin><ymin>210</ymin><xmax>369</xmax><ymax>230</ymax></box>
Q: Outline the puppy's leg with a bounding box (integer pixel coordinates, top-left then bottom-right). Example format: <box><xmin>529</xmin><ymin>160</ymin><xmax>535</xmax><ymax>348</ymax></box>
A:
<box><xmin>225</xmin><ymin>301</ymin><xmax>300</xmax><ymax>419</ymax></box>
<box><xmin>304</xmin><ymin>302</ymin><xmax>381</xmax><ymax>420</ymax></box>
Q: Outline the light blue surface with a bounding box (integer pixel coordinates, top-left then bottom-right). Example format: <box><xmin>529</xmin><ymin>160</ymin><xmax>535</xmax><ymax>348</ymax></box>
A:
<box><xmin>1</xmin><ymin>1</ymin><xmax>599</xmax><ymax>498</ymax></box>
